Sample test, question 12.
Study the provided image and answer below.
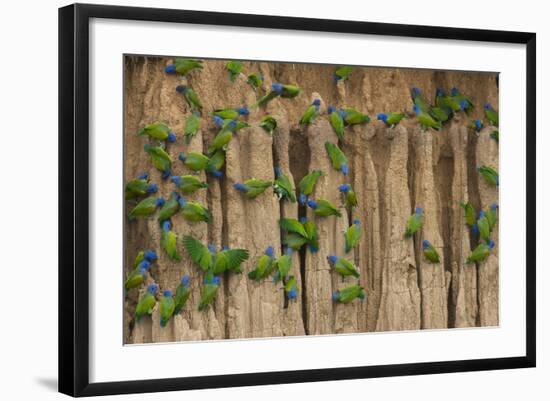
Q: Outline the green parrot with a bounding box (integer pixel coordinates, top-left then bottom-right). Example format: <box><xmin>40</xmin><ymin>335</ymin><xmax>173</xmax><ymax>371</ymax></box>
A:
<box><xmin>178</xmin><ymin>151</ymin><xmax>210</xmax><ymax>172</ymax></box>
<box><xmin>342</xmin><ymin>107</ymin><xmax>370</xmax><ymax>126</ymax></box>
<box><xmin>486</xmin><ymin>203</ymin><xmax>498</xmax><ymax>231</ymax></box>
<box><xmin>170</xmin><ymin>174</ymin><xmax>208</xmax><ymax>194</ymax></box>
<box><xmin>233</xmin><ymin>178</ymin><xmax>273</xmax><ymax>198</ymax></box>
<box><xmin>157</xmin><ymin>192</ymin><xmax>182</xmax><ymax>222</ymax></box>
<box><xmin>307</xmin><ymin>198</ymin><xmax>342</xmax><ymax>217</ymax></box>
<box><xmin>165</xmin><ymin>58</ymin><xmax>203</xmax><ymax>75</ymax></box>
<box><xmin>466</xmin><ymin>240</ymin><xmax>495</xmax><ymax>264</ymax></box>
<box><xmin>144</xmin><ymin>144</ymin><xmax>172</xmax><ymax>178</ymax></box>
<box><xmin>248</xmin><ymin>246</ymin><xmax>275</xmax><ymax>281</ymax></box>
<box><xmin>299</xmin><ymin>99</ymin><xmax>321</xmax><ymax>125</ymax></box>
<box><xmin>259</xmin><ymin>115</ymin><xmax>277</xmax><ymax>135</ymax></box>
<box><xmin>173</xmin><ymin>275</ymin><xmax>191</xmax><ymax>315</ymax></box>
<box><xmin>280</xmin><ymin>217</ymin><xmax>318</xmax><ymax>252</ymax></box>
<box><xmin>273</xmin><ymin>167</ymin><xmax>296</xmax><ymax>202</ymax></box>
<box><xmin>338</xmin><ymin>183</ymin><xmax>357</xmax><ymax>208</ymax></box>
<box><xmin>135</xmin><ymin>284</ymin><xmax>158</xmax><ymax>322</ymax></box>
<box><xmin>327</xmin><ymin>255</ymin><xmax>360</xmax><ymax>278</ymax></box>
<box><xmin>325</xmin><ymin>142</ymin><xmax>349</xmax><ymax>176</ymax></box>
<box><xmin>471</xmin><ymin>119</ymin><xmax>484</xmax><ymax>133</ymax></box>
<box><xmin>327</xmin><ymin>106</ymin><xmax>345</xmax><ymax>139</ymax></box>
<box><xmin>251</xmin><ymin>83</ymin><xmax>301</xmax><ymax>108</ymax></box>
<box><xmin>298</xmin><ymin>170</ymin><xmax>323</xmax><ymax>205</ymax></box>
<box><xmin>490</xmin><ymin>130</ymin><xmax>499</xmax><ymax>143</ymax></box>
<box><xmin>344</xmin><ymin>219</ymin><xmax>361</xmax><ymax>254</ymax></box>
<box><xmin>182</xmin><ymin>235</ymin><xmax>249</xmax><ymax>274</ymax></box>
<box><xmin>484</xmin><ymin>103</ymin><xmax>499</xmax><ymax>127</ymax></box>
<box><xmin>128</xmin><ymin>196</ymin><xmax>165</xmax><ymax>220</ymax></box>
<box><xmin>284</xmin><ymin>276</ymin><xmax>298</xmax><ymax>300</ymax></box>
<box><xmin>198</xmin><ymin>276</ymin><xmax>221</xmax><ymax>311</ymax></box>
<box><xmin>206</xmin><ymin>149</ymin><xmax>225</xmax><ymax>178</ymax></box>
<box><xmin>212</xmin><ymin>106</ymin><xmax>249</xmax><ymax>120</ymax></box>
<box><xmin>413</xmin><ymin>104</ymin><xmax>442</xmax><ymax>131</ymax></box>
<box><xmin>450</xmin><ymin>87</ymin><xmax>474</xmax><ymax>113</ymax></box>
<box><xmin>404</xmin><ymin>207</ymin><xmax>424</xmax><ymax>238</ymax></box>
<box><xmin>159</xmin><ymin>290</ymin><xmax>175</xmax><ymax>327</ymax></box>
<box><xmin>303</xmin><ymin>219</ymin><xmax>320</xmax><ymax>253</ymax></box>
<box><xmin>273</xmin><ymin>248</ymin><xmax>293</xmax><ymax>283</ymax></box>
<box><xmin>125</xmin><ymin>173</ymin><xmax>158</xmax><ymax>200</ymax></box>
<box><xmin>411</xmin><ymin>87</ymin><xmax>450</xmax><ymax>123</ymax></box>
<box><xmin>282</xmin><ymin>233</ymin><xmax>309</xmax><ymax>251</ymax></box>
<box><xmin>225</xmin><ymin>60</ymin><xmax>243</xmax><ymax>82</ymax></box>
<box><xmin>176</xmin><ymin>85</ymin><xmax>202</xmax><ymax>112</ymax></box>
<box><xmin>182</xmin><ymin>235</ymin><xmax>213</xmax><ymax>272</ymax></box>
<box><xmin>460</xmin><ymin>201</ymin><xmax>476</xmax><ymax>227</ymax></box>
<box><xmin>208</xmin><ymin>119</ymin><xmax>241</xmax><ymax>155</ymax></box>
<box><xmin>246</xmin><ymin>73</ymin><xmax>264</xmax><ymax>91</ymax></box>
<box><xmin>132</xmin><ymin>249</ymin><xmax>157</xmax><ymax>269</ymax></box>
<box><xmin>422</xmin><ymin>240</ymin><xmax>440</xmax><ymax>263</ymax></box>
<box><xmin>435</xmin><ymin>88</ymin><xmax>461</xmax><ymax>112</ymax></box>
<box><xmin>179</xmin><ymin>198</ymin><xmax>210</xmax><ymax>223</ymax></box>
<box><xmin>160</xmin><ymin>220</ymin><xmax>181</xmax><ymax>262</ymax></box>
<box><xmin>478</xmin><ymin>165</ymin><xmax>499</xmax><ymax>187</ymax></box>
<box><xmin>377</xmin><ymin>112</ymin><xmax>407</xmax><ymax>128</ymax></box>
<box><xmin>138</xmin><ymin>122</ymin><xmax>177</xmax><ymax>143</ymax></box>
<box><xmin>124</xmin><ymin>260</ymin><xmax>151</xmax><ymax>292</ymax></box>
<box><xmin>184</xmin><ymin>112</ymin><xmax>201</xmax><ymax>144</ymax></box>
<box><xmin>332</xmin><ymin>285</ymin><xmax>366</xmax><ymax>303</ymax></box>
<box><xmin>279</xmin><ymin>217</ymin><xmax>308</xmax><ymax>239</ymax></box>
<box><xmin>476</xmin><ymin>211</ymin><xmax>491</xmax><ymax>243</ymax></box>
<box><xmin>334</xmin><ymin>66</ymin><xmax>353</xmax><ymax>82</ymax></box>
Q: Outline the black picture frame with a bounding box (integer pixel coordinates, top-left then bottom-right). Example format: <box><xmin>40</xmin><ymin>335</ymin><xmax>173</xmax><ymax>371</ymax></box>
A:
<box><xmin>58</xmin><ymin>3</ymin><xmax>536</xmax><ymax>397</ymax></box>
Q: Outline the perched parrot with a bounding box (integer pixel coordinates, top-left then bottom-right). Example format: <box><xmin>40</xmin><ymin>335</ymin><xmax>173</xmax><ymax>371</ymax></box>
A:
<box><xmin>173</xmin><ymin>275</ymin><xmax>191</xmax><ymax>315</ymax></box>
<box><xmin>144</xmin><ymin>144</ymin><xmax>172</xmax><ymax>178</ymax></box>
<box><xmin>273</xmin><ymin>248</ymin><xmax>293</xmax><ymax>283</ymax></box>
<box><xmin>135</xmin><ymin>283</ymin><xmax>158</xmax><ymax>322</ymax></box>
<box><xmin>325</xmin><ymin>142</ymin><xmax>349</xmax><ymax>176</ymax></box>
<box><xmin>279</xmin><ymin>217</ymin><xmax>309</xmax><ymax>239</ymax></box>
<box><xmin>184</xmin><ymin>112</ymin><xmax>201</xmax><ymax>144</ymax></box>
<box><xmin>176</xmin><ymin>85</ymin><xmax>203</xmax><ymax>112</ymax></box>
<box><xmin>206</xmin><ymin>149</ymin><xmax>225</xmax><ymax>178</ymax></box>
<box><xmin>302</xmin><ymin>217</ymin><xmax>319</xmax><ymax>253</ymax></box>
<box><xmin>212</xmin><ymin>106</ymin><xmax>249</xmax><ymax>120</ymax></box>
<box><xmin>299</xmin><ymin>98</ymin><xmax>321</xmax><ymax>125</ymax></box>
<box><xmin>413</xmin><ymin>104</ymin><xmax>442</xmax><ymax>131</ymax></box>
<box><xmin>179</xmin><ymin>198</ymin><xmax>210</xmax><ymax>223</ymax></box>
<box><xmin>259</xmin><ymin>115</ymin><xmax>277</xmax><ymax>135</ymax></box>
<box><xmin>466</xmin><ymin>240</ymin><xmax>495</xmax><ymax>264</ymax></box>
<box><xmin>484</xmin><ymin>103</ymin><xmax>499</xmax><ymax>127</ymax></box>
<box><xmin>327</xmin><ymin>106</ymin><xmax>345</xmax><ymax>139</ymax></box>
<box><xmin>422</xmin><ymin>240</ymin><xmax>440</xmax><ymax>263</ymax></box>
<box><xmin>490</xmin><ymin>130</ymin><xmax>499</xmax><ymax>143</ymax></box>
<box><xmin>225</xmin><ymin>60</ymin><xmax>243</xmax><ymax>82</ymax></box>
<box><xmin>332</xmin><ymin>285</ymin><xmax>366</xmax><ymax>303</ymax></box>
<box><xmin>477</xmin><ymin>211</ymin><xmax>491</xmax><ymax>243</ymax></box>
<box><xmin>161</xmin><ymin>220</ymin><xmax>181</xmax><ymax>262</ymax></box>
<box><xmin>159</xmin><ymin>290</ymin><xmax>175</xmax><ymax>327</ymax></box>
<box><xmin>450</xmin><ymin>87</ymin><xmax>474</xmax><ymax>113</ymax></box>
<box><xmin>178</xmin><ymin>152</ymin><xmax>210</xmax><ymax>172</ymax></box>
<box><xmin>435</xmin><ymin>88</ymin><xmax>461</xmax><ymax>113</ymax></box>
<box><xmin>171</xmin><ymin>175</ymin><xmax>208</xmax><ymax>194</ymax></box>
<box><xmin>138</xmin><ymin>122</ymin><xmax>176</xmax><ymax>143</ymax></box>
<box><xmin>128</xmin><ymin>196</ymin><xmax>165</xmax><ymax>220</ymax></box>
<box><xmin>344</xmin><ymin>219</ymin><xmax>361</xmax><ymax>254</ymax></box>
<box><xmin>273</xmin><ymin>167</ymin><xmax>296</xmax><ymax>202</ymax></box>
<box><xmin>133</xmin><ymin>249</ymin><xmax>158</xmax><ymax>269</ymax></box>
<box><xmin>182</xmin><ymin>235</ymin><xmax>249</xmax><ymax>274</ymax></box>
<box><xmin>248</xmin><ymin>246</ymin><xmax>276</xmax><ymax>281</ymax></box>
<box><xmin>284</xmin><ymin>276</ymin><xmax>298</xmax><ymax>300</ymax></box>
<box><xmin>404</xmin><ymin>207</ymin><xmax>423</xmax><ymax>238</ymax></box>
<box><xmin>327</xmin><ymin>255</ymin><xmax>360</xmax><ymax>278</ymax></box>
<box><xmin>338</xmin><ymin>184</ymin><xmax>357</xmax><ymax>208</ymax></box>
<box><xmin>307</xmin><ymin>198</ymin><xmax>342</xmax><ymax>217</ymax></box>
<box><xmin>486</xmin><ymin>203</ymin><xmax>499</xmax><ymax>231</ymax></box>
<box><xmin>471</xmin><ymin>119</ymin><xmax>484</xmax><ymax>133</ymax></box>
<box><xmin>158</xmin><ymin>192</ymin><xmax>182</xmax><ymax>222</ymax></box>
<box><xmin>233</xmin><ymin>178</ymin><xmax>273</xmax><ymax>198</ymax></box>
<box><xmin>252</xmin><ymin>83</ymin><xmax>301</xmax><ymax>108</ymax></box>
<box><xmin>377</xmin><ymin>112</ymin><xmax>406</xmax><ymax>128</ymax></box>
<box><xmin>246</xmin><ymin>73</ymin><xmax>264</xmax><ymax>91</ymax></box>
<box><xmin>478</xmin><ymin>165</ymin><xmax>499</xmax><ymax>187</ymax></box>
<box><xmin>460</xmin><ymin>201</ymin><xmax>476</xmax><ymax>228</ymax></box>
<box><xmin>342</xmin><ymin>107</ymin><xmax>370</xmax><ymax>126</ymax></box>
<box><xmin>125</xmin><ymin>173</ymin><xmax>158</xmax><ymax>200</ymax></box>
<box><xmin>124</xmin><ymin>260</ymin><xmax>151</xmax><ymax>292</ymax></box>
<box><xmin>208</xmin><ymin>120</ymin><xmax>238</xmax><ymax>155</ymax></box>
<box><xmin>410</xmin><ymin>87</ymin><xmax>450</xmax><ymax>123</ymax></box>
<box><xmin>165</xmin><ymin>58</ymin><xmax>202</xmax><ymax>75</ymax></box>
<box><xmin>198</xmin><ymin>276</ymin><xmax>221</xmax><ymax>310</ymax></box>
<box><xmin>298</xmin><ymin>170</ymin><xmax>323</xmax><ymax>205</ymax></box>
<box><xmin>334</xmin><ymin>66</ymin><xmax>353</xmax><ymax>82</ymax></box>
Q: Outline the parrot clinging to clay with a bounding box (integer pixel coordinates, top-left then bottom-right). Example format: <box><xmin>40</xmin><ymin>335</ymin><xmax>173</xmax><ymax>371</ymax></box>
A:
<box><xmin>413</xmin><ymin>104</ymin><xmax>442</xmax><ymax>131</ymax></box>
<box><xmin>184</xmin><ymin>112</ymin><xmax>201</xmax><ymax>144</ymax></box>
<box><xmin>460</xmin><ymin>201</ymin><xmax>476</xmax><ymax>228</ymax></box>
<box><xmin>422</xmin><ymin>240</ymin><xmax>440</xmax><ymax>263</ymax></box>
<box><xmin>327</xmin><ymin>106</ymin><xmax>345</xmax><ymax>139</ymax></box>
<box><xmin>125</xmin><ymin>173</ymin><xmax>158</xmax><ymax>200</ymax></box>
<box><xmin>157</xmin><ymin>192</ymin><xmax>182</xmax><ymax>222</ymax></box>
<box><xmin>325</xmin><ymin>141</ymin><xmax>349</xmax><ymax>176</ymax></box>
<box><xmin>212</xmin><ymin>106</ymin><xmax>249</xmax><ymax>120</ymax></box>
<box><xmin>342</xmin><ymin>107</ymin><xmax>370</xmax><ymax>126</ymax></box>
<box><xmin>486</xmin><ymin>203</ymin><xmax>499</xmax><ymax>232</ymax></box>
<box><xmin>377</xmin><ymin>112</ymin><xmax>407</xmax><ymax>128</ymax></box>
<box><xmin>164</xmin><ymin>58</ymin><xmax>203</xmax><ymax>76</ymax></box>
<box><xmin>298</xmin><ymin>170</ymin><xmax>322</xmax><ymax>205</ymax></box>
<box><xmin>225</xmin><ymin>60</ymin><xmax>243</xmax><ymax>82</ymax></box>
<box><xmin>478</xmin><ymin>165</ymin><xmax>499</xmax><ymax>187</ymax></box>
<box><xmin>159</xmin><ymin>290</ymin><xmax>175</xmax><ymax>327</ymax></box>
<box><xmin>284</xmin><ymin>276</ymin><xmax>298</xmax><ymax>300</ymax></box>
<box><xmin>173</xmin><ymin>275</ymin><xmax>191</xmax><ymax>315</ymax></box>
<box><xmin>135</xmin><ymin>283</ymin><xmax>158</xmax><ymax>322</ymax></box>
<box><xmin>466</xmin><ymin>240</ymin><xmax>495</xmax><ymax>264</ymax></box>
<box><xmin>404</xmin><ymin>207</ymin><xmax>423</xmax><ymax>238</ymax></box>
<box><xmin>178</xmin><ymin>151</ymin><xmax>210</xmax><ymax>172</ymax></box>
<box><xmin>170</xmin><ymin>174</ymin><xmax>208</xmax><ymax>194</ymax></box>
<box><xmin>334</xmin><ymin>66</ymin><xmax>353</xmax><ymax>82</ymax></box>
<box><xmin>307</xmin><ymin>198</ymin><xmax>342</xmax><ymax>217</ymax></box>
<box><xmin>338</xmin><ymin>183</ymin><xmax>357</xmax><ymax>208</ymax></box>
<box><xmin>476</xmin><ymin>211</ymin><xmax>491</xmax><ymax>243</ymax></box>
<box><xmin>299</xmin><ymin>98</ymin><xmax>321</xmax><ymax>125</ymax></box>
<box><xmin>327</xmin><ymin>255</ymin><xmax>360</xmax><ymax>279</ymax></box>
<box><xmin>259</xmin><ymin>115</ymin><xmax>277</xmax><ymax>135</ymax></box>
<box><xmin>273</xmin><ymin>167</ymin><xmax>296</xmax><ymax>203</ymax></box>
<box><xmin>280</xmin><ymin>217</ymin><xmax>318</xmax><ymax>252</ymax></box>
<box><xmin>233</xmin><ymin>178</ymin><xmax>272</xmax><ymax>199</ymax></box>
<box><xmin>248</xmin><ymin>246</ymin><xmax>276</xmax><ymax>281</ymax></box>
<box><xmin>484</xmin><ymin>103</ymin><xmax>499</xmax><ymax>127</ymax></box>
<box><xmin>251</xmin><ymin>83</ymin><xmax>301</xmax><ymax>108</ymax></box>
<box><xmin>176</xmin><ymin>85</ymin><xmax>203</xmax><ymax>112</ymax></box>
<box><xmin>332</xmin><ymin>285</ymin><xmax>366</xmax><ymax>303</ymax></box>
<box><xmin>161</xmin><ymin>220</ymin><xmax>181</xmax><ymax>262</ymax></box>
<box><xmin>128</xmin><ymin>196</ymin><xmax>165</xmax><ymax>220</ymax></box>
<box><xmin>144</xmin><ymin>144</ymin><xmax>172</xmax><ymax>178</ymax></box>
<box><xmin>344</xmin><ymin>219</ymin><xmax>361</xmax><ymax>254</ymax></box>
<box><xmin>178</xmin><ymin>197</ymin><xmax>210</xmax><ymax>223</ymax></box>
<box><xmin>246</xmin><ymin>73</ymin><xmax>264</xmax><ymax>91</ymax></box>
<box><xmin>138</xmin><ymin>122</ymin><xmax>176</xmax><ymax>143</ymax></box>
<box><xmin>450</xmin><ymin>87</ymin><xmax>474</xmax><ymax>113</ymax></box>
<box><xmin>273</xmin><ymin>248</ymin><xmax>293</xmax><ymax>283</ymax></box>
<box><xmin>198</xmin><ymin>276</ymin><xmax>221</xmax><ymax>311</ymax></box>
<box><xmin>124</xmin><ymin>260</ymin><xmax>151</xmax><ymax>293</ymax></box>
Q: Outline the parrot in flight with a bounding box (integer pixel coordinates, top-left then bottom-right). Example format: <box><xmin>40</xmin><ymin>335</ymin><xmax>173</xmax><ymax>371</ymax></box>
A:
<box><xmin>332</xmin><ymin>285</ymin><xmax>366</xmax><ymax>303</ymax></box>
<box><xmin>476</xmin><ymin>211</ymin><xmax>491</xmax><ymax>243</ymax></box>
<box><xmin>338</xmin><ymin>183</ymin><xmax>357</xmax><ymax>208</ymax></box>
<box><xmin>212</xmin><ymin>106</ymin><xmax>249</xmax><ymax>120</ymax></box>
<box><xmin>233</xmin><ymin>178</ymin><xmax>273</xmax><ymax>198</ymax></box>
<box><xmin>173</xmin><ymin>275</ymin><xmax>191</xmax><ymax>315</ymax></box>
<box><xmin>405</xmin><ymin>207</ymin><xmax>423</xmax><ymax>238</ymax></box>
<box><xmin>478</xmin><ymin>165</ymin><xmax>499</xmax><ymax>187</ymax></box>
<box><xmin>138</xmin><ymin>122</ymin><xmax>176</xmax><ymax>143</ymax></box>
<box><xmin>460</xmin><ymin>201</ymin><xmax>476</xmax><ymax>228</ymax></box>
<box><xmin>158</xmin><ymin>192</ymin><xmax>182</xmax><ymax>222</ymax></box>
<box><xmin>466</xmin><ymin>240</ymin><xmax>495</xmax><ymax>264</ymax></box>
<box><xmin>124</xmin><ymin>259</ymin><xmax>151</xmax><ymax>293</ymax></box>
<box><xmin>413</xmin><ymin>104</ymin><xmax>442</xmax><ymax>131</ymax></box>
<box><xmin>377</xmin><ymin>112</ymin><xmax>406</xmax><ymax>128</ymax></box>
<box><xmin>307</xmin><ymin>198</ymin><xmax>342</xmax><ymax>217</ymax></box>
<box><xmin>422</xmin><ymin>240</ymin><xmax>440</xmax><ymax>263</ymax></box>
<box><xmin>184</xmin><ymin>112</ymin><xmax>201</xmax><ymax>144</ymax></box>
<box><xmin>161</xmin><ymin>220</ymin><xmax>181</xmax><ymax>262</ymax></box>
<box><xmin>125</xmin><ymin>173</ymin><xmax>158</xmax><ymax>200</ymax></box>
<box><xmin>144</xmin><ymin>144</ymin><xmax>172</xmax><ymax>178</ymax></box>
<box><xmin>128</xmin><ymin>196</ymin><xmax>165</xmax><ymax>220</ymax></box>
<box><xmin>325</xmin><ymin>142</ymin><xmax>349</xmax><ymax>176</ymax></box>
<box><xmin>182</xmin><ymin>235</ymin><xmax>249</xmax><ymax>274</ymax></box>
<box><xmin>484</xmin><ymin>103</ymin><xmax>499</xmax><ymax>127</ymax></box>
<box><xmin>486</xmin><ymin>203</ymin><xmax>498</xmax><ymax>231</ymax></box>
<box><xmin>176</xmin><ymin>85</ymin><xmax>203</xmax><ymax>112</ymax></box>
<box><xmin>327</xmin><ymin>106</ymin><xmax>345</xmax><ymax>139</ymax></box>
<box><xmin>259</xmin><ymin>115</ymin><xmax>277</xmax><ymax>135</ymax></box>
<box><xmin>450</xmin><ymin>87</ymin><xmax>474</xmax><ymax>113</ymax></box>
<box><xmin>273</xmin><ymin>248</ymin><xmax>293</xmax><ymax>283</ymax></box>
<box><xmin>327</xmin><ymin>255</ymin><xmax>360</xmax><ymax>279</ymax></box>
<box><xmin>280</xmin><ymin>217</ymin><xmax>318</xmax><ymax>252</ymax></box>
<box><xmin>246</xmin><ymin>73</ymin><xmax>264</xmax><ymax>91</ymax></box>
<box><xmin>198</xmin><ymin>276</ymin><xmax>221</xmax><ymax>311</ymax></box>
<box><xmin>170</xmin><ymin>175</ymin><xmax>208</xmax><ymax>194</ymax></box>
<box><xmin>344</xmin><ymin>219</ymin><xmax>361</xmax><ymax>254</ymax></box>
<box><xmin>179</xmin><ymin>197</ymin><xmax>210</xmax><ymax>223</ymax></box>
<box><xmin>284</xmin><ymin>276</ymin><xmax>298</xmax><ymax>300</ymax></box>
<box><xmin>251</xmin><ymin>83</ymin><xmax>301</xmax><ymax>108</ymax></box>
<box><xmin>342</xmin><ymin>107</ymin><xmax>370</xmax><ymax>126</ymax></box>
<box><xmin>273</xmin><ymin>167</ymin><xmax>296</xmax><ymax>203</ymax></box>
<box><xmin>298</xmin><ymin>170</ymin><xmax>323</xmax><ymax>205</ymax></box>
<box><xmin>225</xmin><ymin>60</ymin><xmax>243</xmax><ymax>82</ymax></box>
<box><xmin>165</xmin><ymin>58</ymin><xmax>203</xmax><ymax>76</ymax></box>
<box><xmin>135</xmin><ymin>283</ymin><xmax>158</xmax><ymax>322</ymax></box>
<box><xmin>300</xmin><ymin>99</ymin><xmax>321</xmax><ymax>125</ymax></box>
<box><xmin>334</xmin><ymin>66</ymin><xmax>353</xmax><ymax>82</ymax></box>
<box><xmin>159</xmin><ymin>290</ymin><xmax>175</xmax><ymax>327</ymax></box>
<box><xmin>490</xmin><ymin>130</ymin><xmax>499</xmax><ymax>143</ymax></box>
<box><xmin>248</xmin><ymin>246</ymin><xmax>276</xmax><ymax>281</ymax></box>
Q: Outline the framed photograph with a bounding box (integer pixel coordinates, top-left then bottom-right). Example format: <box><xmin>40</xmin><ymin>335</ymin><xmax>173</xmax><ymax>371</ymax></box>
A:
<box><xmin>59</xmin><ymin>3</ymin><xmax>536</xmax><ymax>397</ymax></box>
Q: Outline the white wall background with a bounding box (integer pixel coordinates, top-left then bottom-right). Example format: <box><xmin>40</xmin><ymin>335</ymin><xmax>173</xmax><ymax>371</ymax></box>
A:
<box><xmin>0</xmin><ymin>0</ymin><xmax>546</xmax><ymax>399</ymax></box>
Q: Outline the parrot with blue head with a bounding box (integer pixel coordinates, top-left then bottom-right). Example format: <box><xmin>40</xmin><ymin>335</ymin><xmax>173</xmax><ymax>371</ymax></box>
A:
<box><xmin>478</xmin><ymin>165</ymin><xmax>499</xmax><ymax>187</ymax></box>
<box><xmin>405</xmin><ymin>207</ymin><xmax>423</xmax><ymax>238</ymax></box>
<box><xmin>334</xmin><ymin>66</ymin><xmax>353</xmax><ymax>82</ymax></box>
<box><xmin>212</xmin><ymin>106</ymin><xmax>249</xmax><ymax>120</ymax></box>
<box><xmin>225</xmin><ymin>60</ymin><xmax>243</xmax><ymax>82</ymax></box>
<box><xmin>259</xmin><ymin>115</ymin><xmax>277</xmax><ymax>135</ymax></box>
<box><xmin>133</xmin><ymin>249</ymin><xmax>158</xmax><ymax>269</ymax></box>
<box><xmin>332</xmin><ymin>285</ymin><xmax>366</xmax><ymax>303</ymax></box>
<box><xmin>124</xmin><ymin>260</ymin><xmax>151</xmax><ymax>293</ymax></box>
<box><xmin>125</xmin><ymin>173</ymin><xmax>158</xmax><ymax>200</ymax></box>
<box><xmin>159</xmin><ymin>290</ymin><xmax>175</xmax><ymax>327</ymax></box>
<box><xmin>198</xmin><ymin>276</ymin><xmax>221</xmax><ymax>311</ymax></box>
<box><xmin>233</xmin><ymin>178</ymin><xmax>273</xmax><ymax>198</ymax></box>
<box><xmin>273</xmin><ymin>248</ymin><xmax>293</xmax><ymax>283</ymax></box>
<box><xmin>158</xmin><ymin>192</ymin><xmax>182</xmax><ymax>222</ymax></box>
<box><xmin>171</xmin><ymin>175</ymin><xmax>208</xmax><ymax>194</ymax></box>
<box><xmin>342</xmin><ymin>107</ymin><xmax>370</xmax><ymax>126</ymax></box>
<box><xmin>135</xmin><ymin>283</ymin><xmax>158</xmax><ymax>322</ymax></box>
<box><xmin>422</xmin><ymin>240</ymin><xmax>440</xmax><ymax>263</ymax></box>
<box><xmin>178</xmin><ymin>151</ymin><xmax>210</xmax><ymax>172</ymax></box>
<box><xmin>307</xmin><ymin>198</ymin><xmax>342</xmax><ymax>217</ymax></box>
<box><xmin>248</xmin><ymin>246</ymin><xmax>276</xmax><ymax>281</ymax></box>
<box><xmin>144</xmin><ymin>144</ymin><xmax>172</xmax><ymax>178</ymax></box>
<box><xmin>251</xmin><ymin>83</ymin><xmax>301</xmax><ymax>108</ymax></box>
<box><xmin>206</xmin><ymin>149</ymin><xmax>225</xmax><ymax>178</ymax></box>
<box><xmin>173</xmin><ymin>275</ymin><xmax>191</xmax><ymax>315</ymax></box>
<box><xmin>466</xmin><ymin>240</ymin><xmax>495</xmax><ymax>264</ymax></box>
<box><xmin>298</xmin><ymin>170</ymin><xmax>323</xmax><ymax>205</ymax></box>
<box><xmin>184</xmin><ymin>112</ymin><xmax>201</xmax><ymax>144</ymax></box>
<box><xmin>327</xmin><ymin>255</ymin><xmax>360</xmax><ymax>278</ymax></box>
<box><xmin>165</xmin><ymin>58</ymin><xmax>202</xmax><ymax>76</ymax></box>
<box><xmin>175</xmin><ymin>85</ymin><xmax>202</xmax><ymax>112</ymax></box>
<box><xmin>435</xmin><ymin>88</ymin><xmax>461</xmax><ymax>113</ymax></box>
<box><xmin>484</xmin><ymin>103</ymin><xmax>499</xmax><ymax>127</ymax></box>
<box><xmin>178</xmin><ymin>197</ymin><xmax>210</xmax><ymax>223</ymax></box>
<box><xmin>284</xmin><ymin>276</ymin><xmax>298</xmax><ymax>300</ymax></box>
<box><xmin>411</xmin><ymin>87</ymin><xmax>450</xmax><ymax>123</ymax></box>
<box><xmin>303</xmin><ymin>218</ymin><xmax>320</xmax><ymax>253</ymax></box>
<box><xmin>413</xmin><ymin>104</ymin><xmax>442</xmax><ymax>131</ymax></box>
<box><xmin>208</xmin><ymin>120</ymin><xmax>238</xmax><ymax>155</ymax></box>
<box><xmin>344</xmin><ymin>219</ymin><xmax>361</xmax><ymax>254</ymax></box>
<box><xmin>327</xmin><ymin>106</ymin><xmax>345</xmax><ymax>139</ymax></box>
<box><xmin>300</xmin><ymin>98</ymin><xmax>321</xmax><ymax>125</ymax></box>
<box><xmin>486</xmin><ymin>203</ymin><xmax>498</xmax><ymax>231</ymax></box>
<box><xmin>138</xmin><ymin>122</ymin><xmax>176</xmax><ymax>143</ymax></box>
<box><xmin>450</xmin><ymin>87</ymin><xmax>474</xmax><ymax>113</ymax></box>
<box><xmin>160</xmin><ymin>220</ymin><xmax>181</xmax><ymax>262</ymax></box>
<box><xmin>128</xmin><ymin>196</ymin><xmax>165</xmax><ymax>220</ymax></box>
<box><xmin>477</xmin><ymin>211</ymin><xmax>491</xmax><ymax>243</ymax></box>
<box><xmin>377</xmin><ymin>112</ymin><xmax>406</xmax><ymax>128</ymax></box>
<box><xmin>247</xmin><ymin>73</ymin><xmax>264</xmax><ymax>91</ymax></box>
<box><xmin>338</xmin><ymin>184</ymin><xmax>357</xmax><ymax>208</ymax></box>
<box><xmin>325</xmin><ymin>142</ymin><xmax>349</xmax><ymax>176</ymax></box>
<box><xmin>273</xmin><ymin>167</ymin><xmax>296</xmax><ymax>203</ymax></box>
<box><xmin>471</xmin><ymin>119</ymin><xmax>484</xmax><ymax>133</ymax></box>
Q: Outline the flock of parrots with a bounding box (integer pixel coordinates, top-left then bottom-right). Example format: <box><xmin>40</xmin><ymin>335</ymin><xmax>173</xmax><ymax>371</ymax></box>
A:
<box><xmin>125</xmin><ymin>59</ymin><xmax>500</xmax><ymax>328</ymax></box>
